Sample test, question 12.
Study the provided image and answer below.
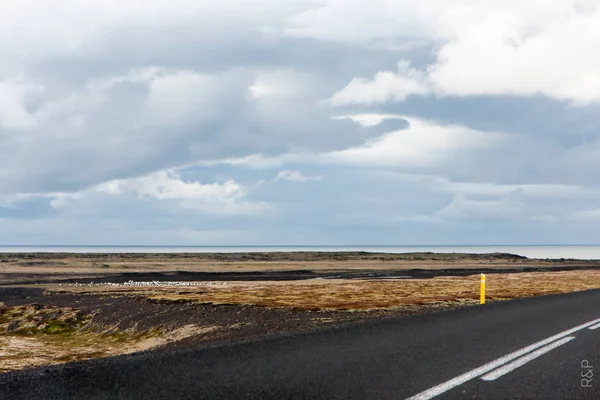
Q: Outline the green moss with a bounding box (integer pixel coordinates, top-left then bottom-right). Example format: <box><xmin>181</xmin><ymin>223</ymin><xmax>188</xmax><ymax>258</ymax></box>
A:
<box><xmin>41</xmin><ymin>321</ymin><xmax>78</xmax><ymax>335</ymax></box>
<box><xmin>0</xmin><ymin>305</ymin><xmax>93</xmax><ymax>337</ymax></box>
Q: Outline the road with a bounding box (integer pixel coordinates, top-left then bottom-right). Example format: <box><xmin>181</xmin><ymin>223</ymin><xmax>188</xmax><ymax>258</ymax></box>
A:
<box><xmin>1</xmin><ymin>289</ymin><xmax>599</xmax><ymax>399</ymax></box>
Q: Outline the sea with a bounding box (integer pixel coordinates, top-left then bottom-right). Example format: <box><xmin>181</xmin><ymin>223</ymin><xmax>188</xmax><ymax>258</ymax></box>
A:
<box><xmin>1</xmin><ymin>245</ymin><xmax>600</xmax><ymax>260</ymax></box>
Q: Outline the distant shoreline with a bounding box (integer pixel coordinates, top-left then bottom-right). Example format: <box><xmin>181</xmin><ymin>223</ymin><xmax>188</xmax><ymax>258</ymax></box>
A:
<box><xmin>2</xmin><ymin>251</ymin><xmax>600</xmax><ymax>262</ymax></box>
<box><xmin>2</xmin><ymin>245</ymin><xmax>600</xmax><ymax>260</ymax></box>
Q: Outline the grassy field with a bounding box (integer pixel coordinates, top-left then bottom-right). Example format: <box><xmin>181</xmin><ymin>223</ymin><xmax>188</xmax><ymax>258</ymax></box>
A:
<box><xmin>3</xmin><ymin>252</ymin><xmax>600</xmax><ymax>372</ymax></box>
<box><xmin>3</xmin><ymin>251</ymin><xmax>599</xmax><ymax>285</ymax></box>
<box><xmin>47</xmin><ymin>269</ymin><xmax>600</xmax><ymax>311</ymax></box>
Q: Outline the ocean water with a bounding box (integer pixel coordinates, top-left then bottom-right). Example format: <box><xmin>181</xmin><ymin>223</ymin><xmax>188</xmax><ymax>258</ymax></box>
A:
<box><xmin>1</xmin><ymin>245</ymin><xmax>600</xmax><ymax>260</ymax></box>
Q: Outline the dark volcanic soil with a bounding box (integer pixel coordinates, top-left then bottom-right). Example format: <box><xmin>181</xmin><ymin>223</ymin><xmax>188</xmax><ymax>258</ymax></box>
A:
<box><xmin>59</xmin><ymin>264</ymin><xmax>600</xmax><ymax>282</ymax></box>
<box><xmin>1</xmin><ymin>251</ymin><xmax>531</xmax><ymax>262</ymax></box>
<box><xmin>7</xmin><ymin>265</ymin><xmax>600</xmax><ymax>287</ymax></box>
<box><xmin>0</xmin><ymin>287</ymin><xmax>463</xmax><ymax>351</ymax></box>
<box><xmin>3</xmin><ymin>251</ymin><xmax>600</xmax><ymax>367</ymax></box>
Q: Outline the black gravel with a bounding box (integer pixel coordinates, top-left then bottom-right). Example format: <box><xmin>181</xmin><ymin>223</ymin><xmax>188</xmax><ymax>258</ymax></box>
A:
<box><xmin>1</xmin><ymin>289</ymin><xmax>600</xmax><ymax>399</ymax></box>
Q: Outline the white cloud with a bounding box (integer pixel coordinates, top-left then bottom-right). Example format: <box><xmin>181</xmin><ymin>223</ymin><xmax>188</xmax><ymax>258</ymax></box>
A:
<box><xmin>249</xmin><ymin>70</ymin><xmax>314</xmax><ymax>100</ymax></box>
<box><xmin>325</xmin><ymin>115</ymin><xmax>504</xmax><ymax>167</ymax></box>
<box><xmin>331</xmin><ymin>113</ymin><xmax>407</xmax><ymax>128</ymax></box>
<box><xmin>0</xmin><ymin>217</ymin><xmax>272</xmax><ymax>246</ymax></box>
<box><xmin>143</xmin><ymin>70</ymin><xmax>223</xmax><ymax>123</ymax></box>
<box><xmin>426</xmin><ymin>1</ymin><xmax>600</xmax><ymax>103</ymax></box>
<box><xmin>195</xmin><ymin>150</ymin><xmax>320</xmax><ymax>170</ymax></box>
<box><xmin>330</xmin><ymin>61</ymin><xmax>429</xmax><ymax>105</ymax></box>
<box><xmin>374</xmin><ymin>171</ymin><xmax>600</xmax><ymax>200</ymax></box>
<box><xmin>284</xmin><ymin>0</ymin><xmax>441</xmax><ymax>44</ymax></box>
<box><xmin>2</xmin><ymin>169</ymin><xmax>266</xmax><ymax>215</ymax></box>
<box><xmin>0</xmin><ymin>191</ymin><xmax>79</xmax><ymax>209</ymax></box>
<box><xmin>0</xmin><ymin>61</ymin><xmax>356</xmax><ymax>195</ymax></box>
<box><xmin>3</xmin><ymin>0</ymin><xmax>600</xmax><ymax>244</ymax></box>
<box><xmin>35</xmin><ymin>67</ymin><xmax>227</xmax><ymax>126</ymax></box>
<box><xmin>0</xmin><ymin>1</ymin><xmax>373</xmax><ymax>197</ymax></box>
<box><xmin>395</xmin><ymin>196</ymin><xmax>526</xmax><ymax>223</ymax></box>
<box><xmin>96</xmin><ymin>170</ymin><xmax>266</xmax><ymax>215</ymax></box>
<box><xmin>194</xmin><ymin>115</ymin><xmax>505</xmax><ymax>171</ymax></box>
<box><xmin>530</xmin><ymin>215</ymin><xmax>559</xmax><ymax>222</ymax></box>
<box><xmin>570</xmin><ymin>208</ymin><xmax>600</xmax><ymax>222</ymax></box>
<box><xmin>102</xmin><ymin>171</ymin><xmax>239</xmax><ymax>202</ymax></box>
<box><xmin>274</xmin><ymin>170</ymin><xmax>322</xmax><ymax>182</ymax></box>
<box><xmin>436</xmin><ymin>196</ymin><xmax>525</xmax><ymax>221</ymax></box>
<box><xmin>48</xmin><ymin>193</ymin><xmax>82</xmax><ymax>209</ymax></box>
<box><xmin>319</xmin><ymin>1</ymin><xmax>600</xmax><ymax>104</ymax></box>
<box><xmin>0</xmin><ymin>78</ymin><xmax>43</xmax><ymax>130</ymax></box>
<box><xmin>394</xmin><ymin>214</ymin><xmax>443</xmax><ymax>224</ymax></box>
<box><xmin>0</xmin><ymin>0</ymin><xmax>309</xmax><ymax>66</ymax></box>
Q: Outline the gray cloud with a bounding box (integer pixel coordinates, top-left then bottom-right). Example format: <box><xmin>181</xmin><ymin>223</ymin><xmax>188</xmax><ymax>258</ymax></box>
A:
<box><xmin>3</xmin><ymin>1</ymin><xmax>600</xmax><ymax>245</ymax></box>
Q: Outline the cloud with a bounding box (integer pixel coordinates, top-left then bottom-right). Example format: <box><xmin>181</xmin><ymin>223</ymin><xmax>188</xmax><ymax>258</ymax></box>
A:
<box><xmin>283</xmin><ymin>0</ymin><xmax>440</xmax><ymax>44</ymax></box>
<box><xmin>530</xmin><ymin>215</ymin><xmax>558</xmax><ymax>222</ymax></box>
<box><xmin>331</xmin><ymin>113</ymin><xmax>408</xmax><ymax>128</ymax></box>
<box><xmin>3</xmin><ymin>1</ymin><xmax>600</xmax><ymax>245</ymax></box>
<box><xmin>274</xmin><ymin>170</ymin><xmax>323</xmax><ymax>182</ymax></box>
<box><xmin>394</xmin><ymin>214</ymin><xmax>442</xmax><ymax>224</ymax></box>
<box><xmin>0</xmin><ymin>0</ymin><xmax>310</xmax><ymax>64</ymax></box>
<box><xmin>320</xmin><ymin>1</ymin><xmax>600</xmax><ymax>104</ymax></box>
<box><xmin>0</xmin><ymin>64</ymin><xmax>368</xmax><ymax>196</ymax></box>
<box><xmin>98</xmin><ymin>170</ymin><xmax>268</xmax><ymax>215</ymax></box>
<box><xmin>421</xmin><ymin>195</ymin><xmax>526</xmax><ymax>222</ymax></box>
<box><xmin>330</xmin><ymin>61</ymin><xmax>429</xmax><ymax>105</ymax></box>
<box><xmin>3</xmin><ymin>169</ymin><xmax>266</xmax><ymax>216</ymax></box>
<box><xmin>192</xmin><ymin>114</ymin><xmax>506</xmax><ymax>172</ymax></box>
<box><xmin>325</xmin><ymin>115</ymin><xmax>504</xmax><ymax>167</ymax></box>
<box><xmin>373</xmin><ymin>171</ymin><xmax>600</xmax><ymax>200</ymax></box>
<box><xmin>0</xmin><ymin>1</ymin><xmax>383</xmax><ymax>198</ymax></box>
<box><xmin>391</xmin><ymin>179</ymin><xmax>578</xmax><ymax>224</ymax></box>
<box><xmin>570</xmin><ymin>208</ymin><xmax>600</xmax><ymax>222</ymax></box>
<box><xmin>0</xmin><ymin>217</ymin><xmax>272</xmax><ymax>246</ymax></box>
<box><xmin>0</xmin><ymin>78</ymin><xmax>43</xmax><ymax>130</ymax></box>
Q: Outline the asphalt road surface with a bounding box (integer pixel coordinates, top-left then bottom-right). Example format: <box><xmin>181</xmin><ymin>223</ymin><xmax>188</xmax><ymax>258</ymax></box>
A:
<box><xmin>1</xmin><ymin>289</ymin><xmax>600</xmax><ymax>399</ymax></box>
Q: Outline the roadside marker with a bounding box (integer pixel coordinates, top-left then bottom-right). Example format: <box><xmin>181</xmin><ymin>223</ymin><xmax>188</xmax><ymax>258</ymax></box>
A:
<box><xmin>480</xmin><ymin>274</ymin><xmax>486</xmax><ymax>305</ymax></box>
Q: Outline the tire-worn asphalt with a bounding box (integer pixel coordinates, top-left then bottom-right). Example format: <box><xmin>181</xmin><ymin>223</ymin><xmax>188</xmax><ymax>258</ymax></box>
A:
<box><xmin>1</xmin><ymin>289</ymin><xmax>600</xmax><ymax>400</ymax></box>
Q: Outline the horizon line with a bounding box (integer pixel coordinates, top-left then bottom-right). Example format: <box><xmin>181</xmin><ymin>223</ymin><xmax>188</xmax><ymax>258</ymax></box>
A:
<box><xmin>1</xmin><ymin>244</ymin><xmax>599</xmax><ymax>247</ymax></box>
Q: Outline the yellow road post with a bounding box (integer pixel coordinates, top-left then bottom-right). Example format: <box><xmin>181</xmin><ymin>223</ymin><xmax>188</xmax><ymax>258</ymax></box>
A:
<box><xmin>480</xmin><ymin>273</ymin><xmax>486</xmax><ymax>304</ymax></box>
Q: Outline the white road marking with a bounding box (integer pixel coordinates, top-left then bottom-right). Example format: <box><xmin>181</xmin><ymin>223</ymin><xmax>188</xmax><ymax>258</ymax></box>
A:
<box><xmin>588</xmin><ymin>322</ymin><xmax>600</xmax><ymax>330</ymax></box>
<box><xmin>480</xmin><ymin>336</ymin><xmax>576</xmax><ymax>381</ymax></box>
<box><xmin>405</xmin><ymin>317</ymin><xmax>600</xmax><ymax>400</ymax></box>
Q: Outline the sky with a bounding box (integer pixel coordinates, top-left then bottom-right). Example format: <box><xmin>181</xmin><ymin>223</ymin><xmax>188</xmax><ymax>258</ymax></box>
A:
<box><xmin>2</xmin><ymin>0</ymin><xmax>600</xmax><ymax>245</ymax></box>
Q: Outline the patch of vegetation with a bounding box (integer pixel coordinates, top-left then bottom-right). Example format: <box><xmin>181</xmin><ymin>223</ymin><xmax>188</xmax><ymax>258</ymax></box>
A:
<box><xmin>40</xmin><ymin>320</ymin><xmax>79</xmax><ymax>335</ymax></box>
<box><xmin>136</xmin><ymin>270</ymin><xmax>600</xmax><ymax>311</ymax></box>
<box><xmin>0</xmin><ymin>304</ymin><xmax>92</xmax><ymax>336</ymax></box>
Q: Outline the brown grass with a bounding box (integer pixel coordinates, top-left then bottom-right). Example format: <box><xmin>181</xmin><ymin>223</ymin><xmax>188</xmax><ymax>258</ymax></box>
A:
<box><xmin>0</xmin><ymin>304</ymin><xmax>219</xmax><ymax>372</ymax></box>
<box><xmin>2</xmin><ymin>252</ymin><xmax>597</xmax><ymax>282</ymax></box>
<box><xmin>5</xmin><ymin>268</ymin><xmax>600</xmax><ymax>372</ymax></box>
<box><xmin>47</xmin><ymin>270</ymin><xmax>600</xmax><ymax>311</ymax></box>
<box><xmin>0</xmin><ymin>324</ymin><xmax>220</xmax><ymax>373</ymax></box>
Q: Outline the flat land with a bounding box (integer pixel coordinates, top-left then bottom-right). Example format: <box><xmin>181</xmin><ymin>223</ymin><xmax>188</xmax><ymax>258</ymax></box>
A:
<box><xmin>2</xmin><ymin>251</ymin><xmax>600</xmax><ymax>373</ymax></box>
